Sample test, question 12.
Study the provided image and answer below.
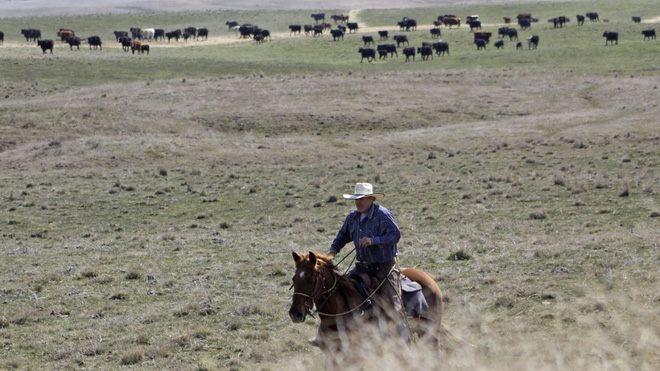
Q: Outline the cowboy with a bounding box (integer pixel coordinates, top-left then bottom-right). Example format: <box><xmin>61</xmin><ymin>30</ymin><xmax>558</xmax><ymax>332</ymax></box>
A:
<box><xmin>328</xmin><ymin>183</ymin><xmax>407</xmax><ymax>336</ymax></box>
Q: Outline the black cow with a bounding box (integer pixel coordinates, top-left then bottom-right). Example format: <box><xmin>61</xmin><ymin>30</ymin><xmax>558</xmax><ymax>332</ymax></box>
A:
<box><xmin>642</xmin><ymin>29</ymin><xmax>656</xmax><ymax>40</ymax></box>
<box><xmin>432</xmin><ymin>41</ymin><xmax>449</xmax><ymax>56</ymax></box>
<box><xmin>430</xmin><ymin>28</ymin><xmax>441</xmax><ymax>38</ymax></box>
<box><xmin>166</xmin><ymin>30</ymin><xmax>181</xmax><ymax>42</ymax></box>
<box><xmin>113</xmin><ymin>30</ymin><xmax>128</xmax><ymax>41</ymax></box>
<box><xmin>331</xmin><ymin>14</ymin><xmax>349</xmax><ymax>24</ymax></box>
<box><xmin>417</xmin><ymin>45</ymin><xmax>433</xmax><ymax>60</ymax></box>
<box><xmin>22</xmin><ymin>29</ymin><xmax>41</xmax><ymax>42</ymax></box>
<box><xmin>632</xmin><ymin>16</ymin><xmax>642</xmax><ymax>23</ymax></box>
<box><xmin>0</xmin><ymin>31</ymin><xmax>3</xmax><ymax>45</ymax></box>
<box><xmin>549</xmin><ymin>16</ymin><xmax>569</xmax><ymax>28</ymax></box>
<box><xmin>259</xmin><ymin>29</ymin><xmax>270</xmax><ymax>41</ymax></box>
<box><xmin>378</xmin><ymin>30</ymin><xmax>389</xmax><ymax>40</ymax></box>
<box><xmin>393</xmin><ymin>35</ymin><xmax>409</xmax><ymax>46</ymax></box>
<box><xmin>377</xmin><ymin>44</ymin><xmax>397</xmax><ymax>58</ymax></box>
<box><xmin>403</xmin><ymin>46</ymin><xmax>415</xmax><ymax>61</ymax></box>
<box><xmin>139</xmin><ymin>44</ymin><xmax>150</xmax><ymax>54</ymax></box>
<box><xmin>494</xmin><ymin>39</ymin><xmax>504</xmax><ymax>49</ymax></box>
<box><xmin>377</xmin><ymin>48</ymin><xmax>388</xmax><ymax>59</ymax></box>
<box><xmin>377</xmin><ymin>44</ymin><xmax>399</xmax><ymax>58</ymax></box>
<box><xmin>398</xmin><ymin>18</ymin><xmax>417</xmax><ymax>31</ymax></box>
<box><xmin>474</xmin><ymin>31</ymin><xmax>493</xmax><ymax>44</ymax></box>
<box><xmin>182</xmin><ymin>27</ymin><xmax>196</xmax><ymax>40</ymax></box>
<box><xmin>506</xmin><ymin>28</ymin><xmax>518</xmax><ymax>41</ymax></box>
<box><xmin>154</xmin><ymin>29</ymin><xmax>165</xmax><ymax>41</ymax></box>
<box><xmin>120</xmin><ymin>37</ymin><xmax>133</xmax><ymax>51</ymax></box>
<box><xmin>87</xmin><ymin>36</ymin><xmax>102</xmax><ymax>50</ymax></box>
<box><xmin>65</xmin><ymin>36</ymin><xmax>81</xmax><ymax>50</ymax></box>
<box><xmin>289</xmin><ymin>25</ymin><xmax>302</xmax><ymax>35</ymax></box>
<box><xmin>499</xmin><ymin>27</ymin><xmax>518</xmax><ymax>40</ymax></box>
<box><xmin>254</xmin><ymin>34</ymin><xmax>265</xmax><ymax>44</ymax></box>
<box><xmin>586</xmin><ymin>12</ymin><xmax>599</xmax><ymax>22</ymax></box>
<box><xmin>239</xmin><ymin>24</ymin><xmax>258</xmax><ymax>39</ymax></box>
<box><xmin>226</xmin><ymin>21</ymin><xmax>239</xmax><ymax>30</ymax></box>
<box><xmin>516</xmin><ymin>41</ymin><xmax>522</xmax><ymax>49</ymax></box>
<box><xmin>576</xmin><ymin>14</ymin><xmax>585</xmax><ymax>26</ymax></box>
<box><xmin>37</xmin><ymin>39</ymin><xmax>54</xmax><ymax>54</ymax></box>
<box><xmin>527</xmin><ymin>35</ymin><xmax>539</xmax><ymax>49</ymax></box>
<box><xmin>518</xmin><ymin>18</ymin><xmax>531</xmax><ymax>30</ymax></box>
<box><xmin>197</xmin><ymin>28</ymin><xmax>209</xmax><ymax>41</ymax></box>
<box><xmin>313</xmin><ymin>24</ymin><xmax>324</xmax><ymax>37</ymax></box>
<box><xmin>362</xmin><ymin>35</ymin><xmax>374</xmax><ymax>46</ymax></box>
<box><xmin>331</xmin><ymin>29</ymin><xmax>344</xmax><ymax>41</ymax></box>
<box><xmin>304</xmin><ymin>25</ymin><xmax>314</xmax><ymax>35</ymax></box>
<box><xmin>130</xmin><ymin>27</ymin><xmax>142</xmax><ymax>39</ymax></box>
<box><xmin>311</xmin><ymin>13</ymin><xmax>325</xmax><ymax>23</ymax></box>
<box><xmin>358</xmin><ymin>48</ymin><xmax>376</xmax><ymax>63</ymax></box>
<box><xmin>603</xmin><ymin>31</ymin><xmax>618</xmax><ymax>45</ymax></box>
<box><xmin>468</xmin><ymin>20</ymin><xmax>482</xmax><ymax>31</ymax></box>
<box><xmin>347</xmin><ymin>22</ymin><xmax>359</xmax><ymax>33</ymax></box>
<box><xmin>475</xmin><ymin>38</ymin><xmax>487</xmax><ymax>50</ymax></box>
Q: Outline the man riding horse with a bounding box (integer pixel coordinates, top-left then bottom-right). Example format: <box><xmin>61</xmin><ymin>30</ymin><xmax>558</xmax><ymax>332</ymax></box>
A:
<box><xmin>309</xmin><ymin>182</ymin><xmax>408</xmax><ymax>346</ymax></box>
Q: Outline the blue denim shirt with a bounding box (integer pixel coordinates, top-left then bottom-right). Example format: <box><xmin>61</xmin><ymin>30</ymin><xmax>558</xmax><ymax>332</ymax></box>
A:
<box><xmin>329</xmin><ymin>203</ymin><xmax>401</xmax><ymax>263</ymax></box>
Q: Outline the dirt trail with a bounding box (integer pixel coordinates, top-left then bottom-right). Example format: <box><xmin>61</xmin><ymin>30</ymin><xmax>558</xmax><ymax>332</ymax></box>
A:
<box><xmin>642</xmin><ymin>16</ymin><xmax>660</xmax><ymax>23</ymax></box>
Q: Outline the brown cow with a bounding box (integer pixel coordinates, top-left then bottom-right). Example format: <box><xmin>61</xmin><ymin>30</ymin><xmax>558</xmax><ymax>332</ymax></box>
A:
<box><xmin>57</xmin><ymin>29</ymin><xmax>74</xmax><ymax>41</ymax></box>
<box><xmin>438</xmin><ymin>15</ymin><xmax>461</xmax><ymax>28</ymax></box>
<box><xmin>131</xmin><ymin>39</ymin><xmax>142</xmax><ymax>54</ymax></box>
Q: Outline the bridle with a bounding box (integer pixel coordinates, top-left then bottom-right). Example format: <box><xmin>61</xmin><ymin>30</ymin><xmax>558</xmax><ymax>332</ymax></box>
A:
<box><xmin>290</xmin><ymin>262</ymin><xmax>338</xmax><ymax>318</ymax></box>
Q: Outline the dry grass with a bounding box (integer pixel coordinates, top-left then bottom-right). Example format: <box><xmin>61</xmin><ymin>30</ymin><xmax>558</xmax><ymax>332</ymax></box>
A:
<box><xmin>1</xmin><ymin>3</ymin><xmax>660</xmax><ymax>368</ymax></box>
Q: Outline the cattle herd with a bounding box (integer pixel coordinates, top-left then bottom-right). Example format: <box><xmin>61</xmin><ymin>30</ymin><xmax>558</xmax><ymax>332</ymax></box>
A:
<box><xmin>4</xmin><ymin>25</ymin><xmax>212</xmax><ymax>55</ymax></box>
<box><xmin>234</xmin><ymin>10</ymin><xmax>656</xmax><ymax>62</ymax></box>
<box><xmin>0</xmin><ymin>9</ymin><xmax>656</xmax><ymax>61</ymax></box>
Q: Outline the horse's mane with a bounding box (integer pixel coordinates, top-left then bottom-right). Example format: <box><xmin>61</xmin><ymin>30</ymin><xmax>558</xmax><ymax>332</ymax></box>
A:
<box><xmin>312</xmin><ymin>252</ymin><xmax>363</xmax><ymax>304</ymax></box>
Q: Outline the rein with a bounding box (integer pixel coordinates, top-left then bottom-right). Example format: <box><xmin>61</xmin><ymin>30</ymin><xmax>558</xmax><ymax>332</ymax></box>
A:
<box><xmin>292</xmin><ymin>259</ymin><xmax>395</xmax><ymax>318</ymax></box>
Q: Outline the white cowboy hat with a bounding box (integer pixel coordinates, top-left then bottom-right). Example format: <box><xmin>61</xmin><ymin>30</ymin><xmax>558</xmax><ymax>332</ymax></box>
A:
<box><xmin>343</xmin><ymin>183</ymin><xmax>384</xmax><ymax>200</ymax></box>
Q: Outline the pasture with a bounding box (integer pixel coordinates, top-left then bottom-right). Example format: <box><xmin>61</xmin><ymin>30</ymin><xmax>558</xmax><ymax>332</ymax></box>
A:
<box><xmin>1</xmin><ymin>0</ymin><xmax>659</xmax><ymax>370</ymax></box>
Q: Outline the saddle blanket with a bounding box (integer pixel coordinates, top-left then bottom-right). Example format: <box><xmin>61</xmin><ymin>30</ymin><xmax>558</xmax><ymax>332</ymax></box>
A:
<box><xmin>401</xmin><ymin>275</ymin><xmax>428</xmax><ymax>316</ymax></box>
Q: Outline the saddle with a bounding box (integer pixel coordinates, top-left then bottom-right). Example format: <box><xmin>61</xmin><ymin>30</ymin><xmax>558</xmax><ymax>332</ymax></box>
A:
<box><xmin>349</xmin><ymin>263</ymin><xmax>429</xmax><ymax>316</ymax></box>
<box><xmin>349</xmin><ymin>271</ymin><xmax>379</xmax><ymax>310</ymax></box>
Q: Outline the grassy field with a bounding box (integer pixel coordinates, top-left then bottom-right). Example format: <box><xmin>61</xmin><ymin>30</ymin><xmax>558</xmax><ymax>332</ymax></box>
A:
<box><xmin>1</xmin><ymin>0</ymin><xmax>659</xmax><ymax>370</ymax></box>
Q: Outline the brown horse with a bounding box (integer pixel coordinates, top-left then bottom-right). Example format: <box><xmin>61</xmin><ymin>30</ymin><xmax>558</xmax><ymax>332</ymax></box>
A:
<box><xmin>289</xmin><ymin>251</ymin><xmax>448</xmax><ymax>368</ymax></box>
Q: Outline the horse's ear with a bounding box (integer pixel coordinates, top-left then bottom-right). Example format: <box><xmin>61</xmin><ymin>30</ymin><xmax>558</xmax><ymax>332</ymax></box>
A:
<box><xmin>292</xmin><ymin>251</ymin><xmax>302</xmax><ymax>262</ymax></box>
<box><xmin>309</xmin><ymin>251</ymin><xmax>317</xmax><ymax>265</ymax></box>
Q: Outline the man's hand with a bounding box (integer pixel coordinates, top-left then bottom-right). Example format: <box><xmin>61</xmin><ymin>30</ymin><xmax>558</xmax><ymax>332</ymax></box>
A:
<box><xmin>327</xmin><ymin>251</ymin><xmax>336</xmax><ymax>259</ymax></box>
<box><xmin>359</xmin><ymin>237</ymin><xmax>372</xmax><ymax>247</ymax></box>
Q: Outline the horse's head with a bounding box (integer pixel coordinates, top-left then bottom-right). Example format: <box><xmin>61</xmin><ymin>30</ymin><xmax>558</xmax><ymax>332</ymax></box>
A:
<box><xmin>289</xmin><ymin>251</ymin><xmax>334</xmax><ymax>323</ymax></box>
